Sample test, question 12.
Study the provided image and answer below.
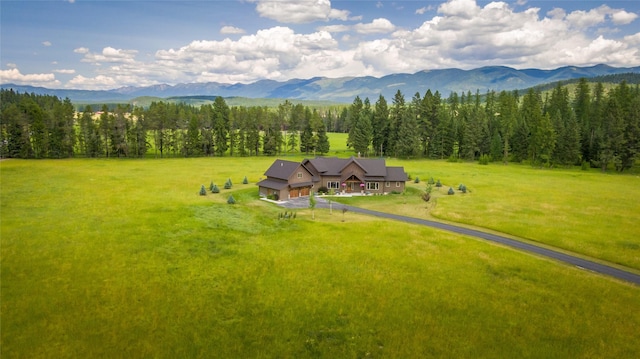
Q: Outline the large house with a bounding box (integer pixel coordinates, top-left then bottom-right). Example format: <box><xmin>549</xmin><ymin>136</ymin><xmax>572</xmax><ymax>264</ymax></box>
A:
<box><xmin>257</xmin><ymin>156</ymin><xmax>408</xmax><ymax>200</ymax></box>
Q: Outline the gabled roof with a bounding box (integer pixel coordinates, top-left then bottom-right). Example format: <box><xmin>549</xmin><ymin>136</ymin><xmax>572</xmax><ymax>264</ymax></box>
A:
<box><xmin>386</xmin><ymin>167</ymin><xmax>409</xmax><ymax>181</ymax></box>
<box><xmin>264</xmin><ymin>159</ymin><xmax>309</xmax><ymax>180</ymax></box>
<box><xmin>305</xmin><ymin>156</ymin><xmax>388</xmax><ymax>177</ymax></box>
<box><xmin>256</xmin><ymin>178</ymin><xmax>289</xmax><ymax>190</ymax></box>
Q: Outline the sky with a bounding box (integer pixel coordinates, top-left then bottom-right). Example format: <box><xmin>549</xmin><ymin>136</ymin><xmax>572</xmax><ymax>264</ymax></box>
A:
<box><xmin>1</xmin><ymin>0</ymin><xmax>639</xmax><ymax>90</ymax></box>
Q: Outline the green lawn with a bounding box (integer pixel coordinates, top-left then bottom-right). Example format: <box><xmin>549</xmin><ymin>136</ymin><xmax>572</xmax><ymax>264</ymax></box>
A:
<box><xmin>2</xmin><ymin>158</ymin><xmax>640</xmax><ymax>358</ymax></box>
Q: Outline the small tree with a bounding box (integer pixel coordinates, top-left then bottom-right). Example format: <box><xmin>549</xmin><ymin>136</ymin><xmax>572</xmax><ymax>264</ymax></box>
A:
<box><xmin>436</xmin><ymin>179</ymin><xmax>442</xmax><ymax>188</ymax></box>
<box><xmin>414</xmin><ymin>176</ymin><xmax>420</xmax><ymax>183</ymax></box>
<box><xmin>447</xmin><ymin>187</ymin><xmax>455</xmax><ymax>195</ymax></box>
<box><xmin>199</xmin><ymin>185</ymin><xmax>207</xmax><ymax>196</ymax></box>
<box><xmin>224</xmin><ymin>179</ymin><xmax>232</xmax><ymax>189</ymax></box>
<box><xmin>227</xmin><ymin>195</ymin><xmax>236</xmax><ymax>204</ymax></box>
<box><xmin>211</xmin><ymin>184</ymin><xmax>220</xmax><ymax>193</ymax></box>
<box><xmin>428</xmin><ymin>177</ymin><xmax>435</xmax><ymax>185</ymax></box>
<box><xmin>209</xmin><ymin>181</ymin><xmax>215</xmax><ymax>191</ymax></box>
<box><xmin>309</xmin><ymin>191</ymin><xmax>316</xmax><ymax>220</ymax></box>
<box><xmin>242</xmin><ymin>176</ymin><xmax>248</xmax><ymax>184</ymax></box>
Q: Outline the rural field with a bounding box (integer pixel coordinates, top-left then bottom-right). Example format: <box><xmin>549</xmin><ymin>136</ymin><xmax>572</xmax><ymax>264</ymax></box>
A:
<box><xmin>2</xmin><ymin>154</ymin><xmax>640</xmax><ymax>358</ymax></box>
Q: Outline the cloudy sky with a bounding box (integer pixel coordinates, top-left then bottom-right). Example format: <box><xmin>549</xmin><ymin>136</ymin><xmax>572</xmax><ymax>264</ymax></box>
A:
<box><xmin>1</xmin><ymin>0</ymin><xmax>639</xmax><ymax>90</ymax></box>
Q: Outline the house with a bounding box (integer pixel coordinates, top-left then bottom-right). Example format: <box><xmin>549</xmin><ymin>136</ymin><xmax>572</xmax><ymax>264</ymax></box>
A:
<box><xmin>257</xmin><ymin>156</ymin><xmax>408</xmax><ymax>200</ymax></box>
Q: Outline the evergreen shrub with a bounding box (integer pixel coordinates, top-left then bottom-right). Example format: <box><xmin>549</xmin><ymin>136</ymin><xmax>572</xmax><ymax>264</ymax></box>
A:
<box><xmin>211</xmin><ymin>184</ymin><xmax>220</xmax><ymax>193</ymax></box>
<box><xmin>199</xmin><ymin>185</ymin><xmax>207</xmax><ymax>196</ymax></box>
<box><xmin>242</xmin><ymin>176</ymin><xmax>249</xmax><ymax>184</ymax></box>
<box><xmin>448</xmin><ymin>187</ymin><xmax>455</xmax><ymax>195</ymax></box>
<box><xmin>227</xmin><ymin>195</ymin><xmax>236</xmax><ymax>204</ymax></box>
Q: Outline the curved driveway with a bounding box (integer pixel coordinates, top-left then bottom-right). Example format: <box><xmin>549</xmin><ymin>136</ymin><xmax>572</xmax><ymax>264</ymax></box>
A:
<box><xmin>282</xmin><ymin>197</ymin><xmax>640</xmax><ymax>285</ymax></box>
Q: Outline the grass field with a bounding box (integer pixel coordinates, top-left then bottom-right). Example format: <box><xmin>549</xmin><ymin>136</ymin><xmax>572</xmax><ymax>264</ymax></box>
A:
<box><xmin>2</xmin><ymin>157</ymin><xmax>640</xmax><ymax>358</ymax></box>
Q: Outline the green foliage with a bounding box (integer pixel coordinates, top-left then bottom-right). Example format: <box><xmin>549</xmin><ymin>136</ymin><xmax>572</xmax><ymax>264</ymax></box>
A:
<box><xmin>428</xmin><ymin>177</ymin><xmax>435</xmax><ymax>185</ymax></box>
<box><xmin>448</xmin><ymin>187</ymin><xmax>455</xmax><ymax>195</ymax></box>
<box><xmin>242</xmin><ymin>176</ymin><xmax>249</xmax><ymax>184</ymax></box>
<box><xmin>414</xmin><ymin>176</ymin><xmax>420</xmax><ymax>183</ymax></box>
<box><xmin>478</xmin><ymin>154</ymin><xmax>491</xmax><ymax>165</ymax></box>
<box><xmin>227</xmin><ymin>194</ymin><xmax>236</xmax><ymax>204</ymax></box>
<box><xmin>224</xmin><ymin>178</ymin><xmax>232</xmax><ymax>189</ymax></box>
<box><xmin>436</xmin><ymin>179</ymin><xmax>442</xmax><ymax>188</ymax></box>
<box><xmin>458</xmin><ymin>184</ymin><xmax>467</xmax><ymax>193</ymax></box>
<box><xmin>211</xmin><ymin>184</ymin><xmax>220</xmax><ymax>193</ymax></box>
<box><xmin>199</xmin><ymin>184</ymin><xmax>207</xmax><ymax>196</ymax></box>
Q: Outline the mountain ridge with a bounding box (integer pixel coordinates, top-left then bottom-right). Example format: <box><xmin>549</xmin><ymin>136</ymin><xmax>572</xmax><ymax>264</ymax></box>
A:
<box><xmin>2</xmin><ymin>64</ymin><xmax>639</xmax><ymax>103</ymax></box>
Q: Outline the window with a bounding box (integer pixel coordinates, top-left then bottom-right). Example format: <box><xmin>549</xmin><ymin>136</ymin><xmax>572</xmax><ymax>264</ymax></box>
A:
<box><xmin>366</xmin><ymin>182</ymin><xmax>379</xmax><ymax>190</ymax></box>
<box><xmin>297</xmin><ymin>172</ymin><xmax>303</xmax><ymax>178</ymax></box>
<box><xmin>385</xmin><ymin>181</ymin><xmax>390</xmax><ymax>187</ymax></box>
<box><xmin>396</xmin><ymin>181</ymin><xmax>401</xmax><ymax>187</ymax></box>
<box><xmin>327</xmin><ymin>181</ymin><xmax>340</xmax><ymax>189</ymax></box>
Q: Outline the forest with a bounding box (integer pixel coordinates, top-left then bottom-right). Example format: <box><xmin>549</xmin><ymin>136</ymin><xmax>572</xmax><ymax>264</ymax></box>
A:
<box><xmin>1</xmin><ymin>77</ymin><xmax>638</xmax><ymax>171</ymax></box>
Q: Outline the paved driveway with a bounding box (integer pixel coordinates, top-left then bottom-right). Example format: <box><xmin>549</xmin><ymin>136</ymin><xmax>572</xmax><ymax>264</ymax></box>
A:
<box><xmin>277</xmin><ymin>196</ymin><xmax>640</xmax><ymax>286</ymax></box>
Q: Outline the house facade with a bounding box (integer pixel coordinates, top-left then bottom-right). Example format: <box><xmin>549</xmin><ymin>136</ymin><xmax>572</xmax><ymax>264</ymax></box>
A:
<box><xmin>257</xmin><ymin>156</ymin><xmax>408</xmax><ymax>200</ymax></box>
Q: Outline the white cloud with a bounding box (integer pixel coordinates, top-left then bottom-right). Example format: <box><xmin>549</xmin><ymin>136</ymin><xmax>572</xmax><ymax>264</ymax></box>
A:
<box><xmin>6</xmin><ymin>63</ymin><xmax>17</xmax><ymax>69</ymax></box>
<box><xmin>54</xmin><ymin>69</ymin><xmax>76</xmax><ymax>74</ymax></box>
<box><xmin>42</xmin><ymin>41</ymin><xmax>52</xmax><ymax>47</ymax></box>
<box><xmin>438</xmin><ymin>0</ymin><xmax>480</xmax><ymax>19</ymax></box>
<box><xmin>416</xmin><ymin>6</ymin><xmax>433</xmax><ymax>15</ymax></box>
<box><xmin>353</xmin><ymin>18</ymin><xmax>395</xmax><ymax>34</ymax></box>
<box><xmin>317</xmin><ymin>24</ymin><xmax>350</xmax><ymax>33</ymax></box>
<box><xmin>0</xmin><ymin>68</ymin><xmax>60</xmax><ymax>86</ymax></box>
<box><xmin>79</xmin><ymin>47</ymin><xmax>138</xmax><ymax>65</ymax></box>
<box><xmin>74</xmin><ymin>47</ymin><xmax>90</xmax><ymax>54</ymax></box>
<box><xmin>67</xmin><ymin>74</ymin><xmax>117</xmax><ymax>90</ymax></box>
<box><xmin>220</xmin><ymin>26</ymin><xmax>245</xmax><ymax>35</ymax></box>
<box><xmin>610</xmin><ymin>9</ymin><xmax>638</xmax><ymax>25</ymax></box>
<box><xmin>251</xmin><ymin>0</ymin><xmax>351</xmax><ymax>23</ymax></box>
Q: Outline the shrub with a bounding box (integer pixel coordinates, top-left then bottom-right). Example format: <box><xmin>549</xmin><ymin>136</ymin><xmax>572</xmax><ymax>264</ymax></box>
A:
<box><xmin>199</xmin><ymin>185</ymin><xmax>207</xmax><ymax>196</ymax></box>
<box><xmin>459</xmin><ymin>184</ymin><xmax>467</xmax><ymax>193</ymax></box>
<box><xmin>318</xmin><ymin>186</ymin><xmax>328</xmax><ymax>195</ymax></box>
<box><xmin>581</xmin><ymin>161</ymin><xmax>589</xmax><ymax>171</ymax></box>
<box><xmin>227</xmin><ymin>195</ymin><xmax>236</xmax><ymax>204</ymax></box>
<box><xmin>435</xmin><ymin>179</ymin><xmax>442</xmax><ymax>188</ymax></box>
<box><xmin>447</xmin><ymin>155</ymin><xmax>458</xmax><ymax>163</ymax></box>
<box><xmin>224</xmin><ymin>179</ymin><xmax>232</xmax><ymax>189</ymax></box>
<box><xmin>425</xmin><ymin>184</ymin><xmax>433</xmax><ymax>194</ymax></box>
<box><xmin>209</xmin><ymin>181</ymin><xmax>215</xmax><ymax>192</ymax></box>
<box><xmin>242</xmin><ymin>176</ymin><xmax>249</xmax><ymax>184</ymax></box>
<box><xmin>479</xmin><ymin>154</ymin><xmax>491</xmax><ymax>165</ymax></box>
<box><xmin>414</xmin><ymin>177</ymin><xmax>420</xmax><ymax>183</ymax></box>
<box><xmin>428</xmin><ymin>177</ymin><xmax>435</xmax><ymax>185</ymax></box>
<box><xmin>448</xmin><ymin>187</ymin><xmax>455</xmax><ymax>195</ymax></box>
<box><xmin>211</xmin><ymin>184</ymin><xmax>220</xmax><ymax>193</ymax></box>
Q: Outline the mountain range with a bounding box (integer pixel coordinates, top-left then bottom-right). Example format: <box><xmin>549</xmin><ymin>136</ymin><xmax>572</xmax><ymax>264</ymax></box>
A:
<box><xmin>2</xmin><ymin>64</ymin><xmax>639</xmax><ymax>104</ymax></box>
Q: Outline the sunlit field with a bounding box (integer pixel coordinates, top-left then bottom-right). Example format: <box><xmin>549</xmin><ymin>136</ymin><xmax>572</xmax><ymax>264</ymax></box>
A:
<box><xmin>2</xmin><ymin>155</ymin><xmax>639</xmax><ymax>358</ymax></box>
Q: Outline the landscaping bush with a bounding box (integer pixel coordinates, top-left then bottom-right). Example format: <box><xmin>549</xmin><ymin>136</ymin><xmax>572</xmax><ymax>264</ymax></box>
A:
<box><xmin>211</xmin><ymin>184</ymin><xmax>220</xmax><ymax>193</ymax></box>
<box><xmin>448</xmin><ymin>187</ymin><xmax>455</xmax><ymax>195</ymax></box>
<box><xmin>199</xmin><ymin>185</ymin><xmax>207</xmax><ymax>196</ymax></box>
<box><xmin>428</xmin><ymin>177</ymin><xmax>435</xmax><ymax>185</ymax></box>
<box><xmin>459</xmin><ymin>184</ymin><xmax>467</xmax><ymax>193</ymax></box>
<box><xmin>242</xmin><ymin>176</ymin><xmax>248</xmax><ymax>184</ymax></box>
<box><xmin>224</xmin><ymin>179</ymin><xmax>232</xmax><ymax>189</ymax></box>
<box><xmin>209</xmin><ymin>181</ymin><xmax>214</xmax><ymax>192</ymax></box>
<box><xmin>318</xmin><ymin>186</ymin><xmax>328</xmax><ymax>195</ymax></box>
<box><xmin>227</xmin><ymin>195</ymin><xmax>236</xmax><ymax>204</ymax></box>
<box><xmin>436</xmin><ymin>179</ymin><xmax>442</xmax><ymax>188</ymax></box>
<box><xmin>414</xmin><ymin>177</ymin><xmax>420</xmax><ymax>183</ymax></box>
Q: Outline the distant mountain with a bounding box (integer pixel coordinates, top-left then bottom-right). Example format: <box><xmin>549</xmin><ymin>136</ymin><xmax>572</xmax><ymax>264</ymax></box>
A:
<box><xmin>3</xmin><ymin>64</ymin><xmax>639</xmax><ymax>104</ymax></box>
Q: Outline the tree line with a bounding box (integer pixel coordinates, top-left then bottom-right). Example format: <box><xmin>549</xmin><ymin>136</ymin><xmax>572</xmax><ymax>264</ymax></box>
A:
<box><xmin>346</xmin><ymin>79</ymin><xmax>639</xmax><ymax>171</ymax></box>
<box><xmin>1</xmin><ymin>78</ymin><xmax>638</xmax><ymax>171</ymax></box>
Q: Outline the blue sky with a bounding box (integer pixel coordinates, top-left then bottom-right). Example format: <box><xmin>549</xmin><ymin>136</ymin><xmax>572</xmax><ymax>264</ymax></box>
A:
<box><xmin>1</xmin><ymin>0</ymin><xmax>639</xmax><ymax>89</ymax></box>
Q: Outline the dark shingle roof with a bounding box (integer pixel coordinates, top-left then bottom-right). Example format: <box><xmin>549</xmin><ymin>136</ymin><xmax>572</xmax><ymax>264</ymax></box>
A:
<box><xmin>386</xmin><ymin>167</ymin><xmax>408</xmax><ymax>181</ymax></box>
<box><xmin>264</xmin><ymin>159</ymin><xmax>302</xmax><ymax>180</ymax></box>
<box><xmin>256</xmin><ymin>178</ymin><xmax>289</xmax><ymax>190</ymax></box>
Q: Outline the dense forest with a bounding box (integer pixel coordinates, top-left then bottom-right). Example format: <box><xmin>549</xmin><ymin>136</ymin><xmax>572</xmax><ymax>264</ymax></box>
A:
<box><xmin>1</xmin><ymin>78</ymin><xmax>639</xmax><ymax>171</ymax></box>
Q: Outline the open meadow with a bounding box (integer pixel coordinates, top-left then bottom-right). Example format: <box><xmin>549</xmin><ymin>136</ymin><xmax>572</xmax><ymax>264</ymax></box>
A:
<box><xmin>2</xmin><ymin>156</ymin><xmax>640</xmax><ymax>358</ymax></box>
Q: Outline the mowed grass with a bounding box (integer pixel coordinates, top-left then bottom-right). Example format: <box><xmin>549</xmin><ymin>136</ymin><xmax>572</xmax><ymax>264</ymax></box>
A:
<box><xmin>2</xmin><ymin>158</ymin><xmax>640</xmax><ymax>358</ymax></box>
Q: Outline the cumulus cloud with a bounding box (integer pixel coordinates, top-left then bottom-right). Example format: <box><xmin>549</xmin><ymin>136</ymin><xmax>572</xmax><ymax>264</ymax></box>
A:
<box><xmin>251</xmin><ymin>0</ymin><xmax>351</xmax><ymax>23</ymax></box>
<box><xmin>78</xmin><ymin>47</ymin><xmax>138</xmax><ymax>65</ymax></box>
<box><xmin>52</xmin><ymin>0</ymin><xmax>640</xmax><ymax>88</ymax></box>
<box><xmin>353</xmin><ymin>18</ymin><xmax>395</xmax><ymax>34</ymax></box>
<box><xmin>220</xmin><ymin>26</ymin><xmax>245</xmax><ymax>35</ymax></box>
<box><xmin>42</xmin><ymin>41</ymin><xmax>52</xmax><ymax>47</ymax></box>
<box><xmin>0</xmin><ymin>68</ymin><xmax>60</xmax><ymax>86</ymax></box>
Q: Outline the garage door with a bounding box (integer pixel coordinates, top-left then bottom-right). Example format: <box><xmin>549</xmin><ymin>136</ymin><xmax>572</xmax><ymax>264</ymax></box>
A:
<box><xmin>289</xmin><ymin>188</ymin><xmax>299</xmax><ymax>198</ymax></box>
<box><xmin>300</xmin><ymin>187</ymin><xmax>310</xmax><ymax>196</ymax></box>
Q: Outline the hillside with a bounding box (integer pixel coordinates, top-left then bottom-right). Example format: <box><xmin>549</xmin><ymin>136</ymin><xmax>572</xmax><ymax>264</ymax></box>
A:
<box><xmin>2</xmin><ymin>64</ymin><xmax>639</xmax><ymax>104</ymax></box>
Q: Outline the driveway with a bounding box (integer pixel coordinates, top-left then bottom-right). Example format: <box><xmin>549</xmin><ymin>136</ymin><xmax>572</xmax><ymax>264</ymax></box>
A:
<box><xmin>277</xmin><ymin>197</ymin><xmax>640</xmax><ymax>286</ymax></box>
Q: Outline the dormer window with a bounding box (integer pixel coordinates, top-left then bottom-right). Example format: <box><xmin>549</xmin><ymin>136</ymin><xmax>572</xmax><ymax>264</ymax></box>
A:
<box><xmin>297</xmin><ymin>172</ymin><xmax>303</xmax><ymax>178</ymax></box>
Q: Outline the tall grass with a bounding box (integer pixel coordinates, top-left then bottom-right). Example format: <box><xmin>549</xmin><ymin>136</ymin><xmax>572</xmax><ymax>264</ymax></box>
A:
<box><xmin>2</xmin><ymin>158</ymin><xmax>640</xmax><ymax>358</ymax></box>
